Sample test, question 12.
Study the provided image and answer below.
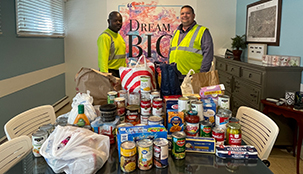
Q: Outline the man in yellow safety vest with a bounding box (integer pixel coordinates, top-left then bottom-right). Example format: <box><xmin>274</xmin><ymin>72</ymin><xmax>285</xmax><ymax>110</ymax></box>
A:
<box><xmin>97</xmin><ymin>11</ymin><xmax>126</xmax><ymax>77</ymax></box>
<box><xmin>169</xmin><ymin>5</ymin><xmax>214</xmax><ymax>77</ymax></box>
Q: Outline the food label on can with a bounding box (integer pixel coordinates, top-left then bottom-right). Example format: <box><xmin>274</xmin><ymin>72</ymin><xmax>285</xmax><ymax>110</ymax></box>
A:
<box><xmin>32</xmin><ymin>131</ymin><xmax>47</xmax><ymax>157</ymax></box>
<box><xmin>152</xmin><ymin>98</ymin><xmax>163</xmax><ymax>116</ymax></box>
<box><xmin>140</xmin><ymin>115</ymin><xmax>149</xmax><ymax>125</ymax></box>
<box><xmin>141</xmin><ymin>99</ymin><xmax>151</xmax><ymax>115</ymax></box>
<box><xmin>200</xmin><ymin>125</ymin><xmax>212</xmax><ymax>137</ymax></box>
<box><xmin>178</xmin><ymin>97</ymin><xmax>189</xmax><ymax>112</ymax></box>
<box><xmin>107</xmin><ymin>91</ymin><xmax>117</xmax><ymax>104</ymax></box>
<box><xmin>172</xmin><ymin>137</ymin><xmax>186</xmax><ymax>159</ymax></box>
<box><xmin>185</xmin><ymin>122</ymin><xmax>199</xmax><ymax>137</ymax></box>
<box><xmin>228</xmin><ymin>133</ymin><xmax>242</xmax><ymax>145</ymax></box>
<box><xmin>215</xmin><ymin>115</ymin><xmax>229</xmax><ymax>128</ymax></box>
<box><xmin>138</xmin><ymin>146</ymin><xmax>153</xmax><ymax>170</ymax></box>
<box><xmin>154</xmin><ymin>144</ymin><xmax>168</xmax><ymax>168</ymax></box>
<box><xmin>140</xmin><ymin>76</ymin><xmax>151</xmax><ymax>92</ymax></box>
<box><xmin>212</xmin><ymin>130</ymin><xmax>225</xmax><ymax>142</ymax></box>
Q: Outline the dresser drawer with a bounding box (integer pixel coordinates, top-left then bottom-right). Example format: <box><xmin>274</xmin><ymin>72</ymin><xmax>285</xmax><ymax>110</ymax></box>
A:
<box><xmin>216</xmin><ymin>61</ymin><xmax>227</xmax><ymax>71</ymax></box>
<box><xmin>218</xmin><ymin>73</ymin><xmax>232</xmax><ymax>93</ymax></box>
<box><xmin>233</xmin><ymin>78</ymin><xmax>261</xmax><ymax>107</ymax></box>
<box><xmin>242</xmin><ymin>68</ymin><xmax>262</xmax><ymax>84</ymax></box>
<box><xmin>226</xmin><ymin>64</ymin><xmax>240</xmax><ymax>77</ymax></box>
<box><xmin>232</xmin><ymin>96</ymin><xmax>259</xmax><ymax>116</ymax></box>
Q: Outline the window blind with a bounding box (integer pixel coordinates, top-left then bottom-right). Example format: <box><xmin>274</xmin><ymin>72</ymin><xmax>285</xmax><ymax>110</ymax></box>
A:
<box><xmin>16</xmin><ymin>0</ymin><xmax>65</xmax><ymax>37</ymax></box>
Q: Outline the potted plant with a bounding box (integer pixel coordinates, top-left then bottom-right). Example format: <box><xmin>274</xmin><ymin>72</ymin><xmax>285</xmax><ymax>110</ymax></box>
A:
<box><xmin>231</xmin><ymin>34</ymin><xmax>247</xmax><ymax>61</ymax></box>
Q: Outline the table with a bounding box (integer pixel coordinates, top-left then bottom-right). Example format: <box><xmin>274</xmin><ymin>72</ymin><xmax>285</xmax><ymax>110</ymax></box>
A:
<box><xmin>261</xmin><ymin>99</ymin><xmax>303</xmax><ymax>174</ymax></box>
<box><xmin>6</xmin><ymin>144</ymin><xmax>273</xmax><ymax>174</ymax></box>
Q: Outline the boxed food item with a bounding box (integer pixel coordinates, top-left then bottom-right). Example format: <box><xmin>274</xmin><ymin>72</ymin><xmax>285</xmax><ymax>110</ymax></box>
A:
<box><xmin>91</xmin><ymin>116</ymin><xmax>120</xmax><ymax>144</ymax></box>
<box><xmin>201</xmin><ymin>98</ymin><xmax>217</xmax><ymax>127</ymax></box>
<box><xmin>199</xmin><ymin>84</ymin><xmax>225</xmax><ymax>105</ymax></box>
<box><xmin>215</xmin><ymin>145</ymin><xmax>258</xmax><ymax>159</ymax></box>
<box><xmin>167</xmin><ymin>110</ymin><xmax>185</xmax><ymax>135</ymax></box>
<box><xmin>163</xmin><ymin>95</ymin><xmax>182</xmax><ymax>127</ymax></box>
<box><xmin>117</xmin><ymin>125</ymin><xmax>167</xmax><ymax>162</ymax></box>
<box><xmin>167</xmin><ymin>136</ymin><xmax>216</xmax><ymax>154</ymax></box>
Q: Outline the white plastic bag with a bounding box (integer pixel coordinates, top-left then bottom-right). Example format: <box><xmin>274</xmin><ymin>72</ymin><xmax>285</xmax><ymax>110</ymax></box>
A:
<box><xmin>40</xmin><ymin>125</ymin><xmax>110</xmax><ymax>174</ymax></box>
<box><xmin>181</xmin><ymin>69</ymin><xmax>195</xmax><ymax>94</ymax></box>
<box><xmin>68</xmin><ymin>90</ymin><xmax>97</xmax><ymax>124</ymax></box>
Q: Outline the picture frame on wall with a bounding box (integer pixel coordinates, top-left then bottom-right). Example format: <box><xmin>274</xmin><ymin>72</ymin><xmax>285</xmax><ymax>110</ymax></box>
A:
<box><xmin>246</xmin><ymin>0</ymin><xmax>282</xmax><ymax>46</ymax></box>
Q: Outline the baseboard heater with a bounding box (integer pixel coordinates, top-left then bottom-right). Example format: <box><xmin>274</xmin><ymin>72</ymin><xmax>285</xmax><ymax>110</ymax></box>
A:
<box><xmin>0</xmin><ymin>96</ymin><xmax>70</xmax><ymax>145</ymax></box>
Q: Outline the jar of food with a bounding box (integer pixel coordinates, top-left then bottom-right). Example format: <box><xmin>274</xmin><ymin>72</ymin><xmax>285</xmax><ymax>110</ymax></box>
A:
<box><xmin>226</xmin><ymin>123</ymin><xmax>242</xmax><ymax>145</ymax></box>
<box><xmin>185</xmin><ymin>110</ymin><xmax>199</xmax><ymax>137</ymax></box>
<box><xmin>120</xmin><ymin>141</ymin><xmax>137</xmax><ymax>173</ymax></box>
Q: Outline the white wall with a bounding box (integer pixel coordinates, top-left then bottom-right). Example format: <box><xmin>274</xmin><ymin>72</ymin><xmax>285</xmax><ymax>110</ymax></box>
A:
<box><xmin>64</xmin><ymin>0</ymin><xmax>237</xmax><ymax>98</ymax></box>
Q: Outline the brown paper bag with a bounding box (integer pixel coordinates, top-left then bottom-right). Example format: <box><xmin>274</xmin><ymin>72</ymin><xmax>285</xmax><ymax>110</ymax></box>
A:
<box><xmin>75</xmin><ymin>67</ymin><xmax>122</xmax><ymax>105</ymax></box>
<box><xmin>191</xmin><ymin>70</ymin><xmax>220</xmax><ymax>93</ymax></box>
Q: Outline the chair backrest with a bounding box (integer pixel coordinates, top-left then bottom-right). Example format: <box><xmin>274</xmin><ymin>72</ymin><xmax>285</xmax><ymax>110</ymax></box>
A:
<box><xmin>4</xmin><ymin>105</ymin><xmax>56</xmax><ymax>140</ymax></box>
<box><xmin>0</xmin><ymin>135</ymin><xmax>32</xmax><ymax>173</ymax></box>
<box><xmin>236</xmin><ymin>106</ymin><xmax>279</xmax><ymax>161</ymax></box>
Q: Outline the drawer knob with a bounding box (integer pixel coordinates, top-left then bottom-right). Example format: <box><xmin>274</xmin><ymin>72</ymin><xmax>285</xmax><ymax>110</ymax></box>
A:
<box><xmin>231</xmin><ymin>68</ymin><xmax>234</xmax><ymax>71</ymax></box>
<box><xmin>249</xmin><ymin>73</ymin><xmax>252</xmax><ymax>78</ymax></box>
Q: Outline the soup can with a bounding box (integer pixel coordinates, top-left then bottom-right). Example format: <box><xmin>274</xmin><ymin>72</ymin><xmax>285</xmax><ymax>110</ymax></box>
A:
<box><xmin>32</xmin><ymin>130</ymin><xmax>48</xmax><ymax>157</ymax></box>
<box><xmin>191</xmin><ymin>101</ymin><xmax>203</xmax><ymax>121</ymax></box>
<box><xmin>140</xmin><ymin>76</ymin><xmax>151</xmax><ymax>92</ymax></box>
<box><xmin>115</xmin><ymin>97</ymin><xmax>126</xmax><ymax>116</ymax></box>
<box><xmin>148</xmin><ymin>115</ymin><xmax>163</xmax><ymax>125</ymax></box>
<box><xmin>212</xmin><ymin>126</ymin><xmax>225</xmax><ymax>145</ymax></box>
<box><xmin>178</xmin><ymin>97</ymin><xmax>189</xmax><ymax>112</ymax></box>
<box><xmin>129</xmin><ymin>92</ymin><xmax>140</xmax><ymax>105</ymax></box>
<box><xmin>107</xmin><ymin>91</ymin><xmax>118</xmax><ymax>104</ymax></box>
<box><xmin>126</xmin><ymin>105</ymin><xmax>140</xmax><ymax>125</ymax></box>
<box><xmin>150</xmin><ymin>91</ymin><xmax>160</xmax><ymax>104</ymax></box>
<box><xmin>118</xmin><ymin>90</ymin><xmax>128</xmax><ymax>107</ymax></box>
<box><xmin>137</xmin><ymin>139</ymin><xmax>153</xmax><ymax>170</ymax></box>
<box><xmin>215</xmin><ymin>108</ymin><xmax>232</xmax><ymax>128</ymax></box>
<box><xmin>39</xmin><ymin>123</ymin><xmax>54</xmax><ymax>136</ymax></box>
<box><xmin>153</xmin><ymin>138</ymin><xmax>169</xmax><ymax>168</ymax></box>
<box><xmin>141</xmin><ymin>98</ymin><xmax>151</xmax><ymax>115</ymax></box>
<box><xmin>218</xmin><ymin>95</ymin><xmax>230</xmax><ymax>110</ymax></box>
<box><xmin>152</xmin><ymin>98</ymin><xmax>163</xmax><ymax>116</ymax></box>
<box><xmin>171</xmin><ymin>131</ymin><xmax>186</xmax><ymax>160</ymax></box>
<box><xmin>140</xmin><ymin>115</ymin><xmax>149</xmax><ymax>125</ymax></box>
<box><xmin>120</xmin><ymin>141</ymin><xmax>137</xmax><ymax>173</ymax></box>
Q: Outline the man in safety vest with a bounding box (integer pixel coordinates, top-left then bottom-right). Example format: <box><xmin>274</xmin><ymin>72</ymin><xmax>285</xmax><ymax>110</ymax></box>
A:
<box><xmin>97</xmin><ymin>11</ymin><xmax>126</xmax><ymax>77</ymax></box>
<box><xmin>169</xmin><ymin>5</ymin><xmax>214</xmax><ymax>76</ymax></box>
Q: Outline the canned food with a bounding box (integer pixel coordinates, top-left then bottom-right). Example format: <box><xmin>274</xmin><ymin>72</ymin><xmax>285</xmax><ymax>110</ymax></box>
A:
<box><xmin>226</xmin><ymin>123</ymin><xmax>242</xmax><ymax>145</ymax></box>
<box><xmin>152</xmin><ymin>98</ymin><xmax>163</xmax><ymax>116</ymax></box>
<box><xmin>107</xmin><ymin>91</ymin><xmax>118</xmax><ymax>104</ymax></box>
<box><xmin>129</xmin><ymin>92</ymin><xmax>140</xmax><ymax>105</ymax></box>
<box><xmin>148</xmin><ymin>115</ymin><xmax>163</xmax><ymax>125</ymax></box>
<box><xmin>178</xmin><ymin>97</ymin><xmax>189</xmax><ymax>112</ymax></box>
<box><xmin>215</xmin><ymin>108</ymin><xmax>232</xmax><ymax>128</ymax></box>
<box><xmin>141</xmin><ymin>98</ymin><xmax>151</xmax><ymax>115</ymax></box>
<box><xmin>150</xmin><ymin>91</ymin><xmax>160</xmax><ymax>104</ymax></box>
<box><xmin>212</xmin><ymin>126</ymin><xmax>225</xmax><ymax>145</ymax></box>
<box><xmin>218</xmin><ymin>95</ymin><xmax>230</xmax><ymax>110</ymax></box>
<box><xmin>114</xmin><ymin>97</ymin><xmax>126</xmax><ymax>108</ymax></box>
<box><xmin>185</xmin><ymin>110</ymin><xmax>199</xmax><ymax>137</ymax></box>
<box><xmin>100</xmin><ymin>104</ymin><xmax>117</xmax><ymax>122</ymax></box>
<box><xmin>171</xmin><ymin>131</ymin><xmax>186</xmax><ymax>159</ymax></box>
<box><xmin>137</xmin><ymin>139</ymin><xmax>153</xmax><ymax>170</ymax></box>
<box><xmin>191</xmin><ymin>101</ymin><xmax>203</xmax><ymax>121</ymax></box>
<box><xmin>140</xmin><ymin>76</ymin><xmax>151</xmax><ymax>92</ymax></box>
<box><xmin>120</xmin><ymin>141</ymin><xmax>137</xmax><ymax>173</ymax></box>
<box><xmin>126</xmin><ymin>105</ymin><xmax>140</xmax><ymax>125</ymax></box>
<box><xmin>153</xmin><ymin>138</ymin><xmax>169</xmax><ymax>168</ymax></box>
<box><xmin>119</xmin><ymin>114</ymin><xmax>126</xmax><ymax>123</ymax></box>
<box><xmin>140</xmin><ymin>115</ymin><xmax>149</xmax><ymax>125</ymax></box>
<box><xmin>199</xmin><ymin>120</ymin><xmax>212</xmax><ymax>137</ymax></box>
<box><xmin>118</xmin><ymin>90</ymin><xmax>128</xmax><ymax>107</ymax></box>
<box><xmin>39</xmin><ymin>124</ymin><xmax>54</xmax><ymax>136</ymax></box>
<box><xmin>32</xmin><ymin>130</ymin><xmax>48</xmax><ymax>157</ymax></box>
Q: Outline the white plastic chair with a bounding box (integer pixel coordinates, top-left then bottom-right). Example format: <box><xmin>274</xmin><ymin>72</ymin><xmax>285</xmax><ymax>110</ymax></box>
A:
<box><xmin>236</xmin><ymin>106</ymin><xmax>279</xmax><ymax>166</ymax></box>
<box><xmin>0</xmin><ymin>135</ymin><xmax>32</xmax><ymax>173</ymax></box>
<box><xmin>4</xmin><ymin>105</ymin><xmax>56</xmax><ymax>140</ymax></box>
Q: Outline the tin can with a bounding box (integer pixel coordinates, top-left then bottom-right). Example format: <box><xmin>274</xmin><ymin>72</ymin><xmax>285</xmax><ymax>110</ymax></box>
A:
<box><xmin>226</xmin><ymin>123</ymin><xmax>242</xmax><ymax>146</ymax></box>
<box><xmin>129</xmin><ymin>92</ymin><xmax>140</xmax><ymax>105</ymax></box>
<box><xmin>212</xmin><ymin>126</ymin><xmax>225</xmax><ymax>145</ymax></box>
<box><xmin>39</xmin><ymin>123</ymin><xmax>54</xmax><ymax>136</ymax></box>
<box><xmin>118</xmin><ymin>90</ymin><xmax>128</xmax><ymax>107</ymax></box>
<box><xmin>141</xmin><ymin>98</ymin><xmax>151</xmax><ymax>115</ymax></box>
<box><xmin>187</xmin><ymin>96</ymin><xmax>198</xmax><ymax>104</ymax></box>
<box><xmin>135</xmin><ymin>123</ymin><xmax>147</xmax><ymax>126</ymax></box>
<box><xmin>107</xmin><ymin>91</ymin><xmax>118</xmax><ymax>104</ymax></box>
<box><xmin>191</xmin><ymin>101</ymin><xmax>203</xmax><ymax>121</ymax></box>
<box><xmin>114</xmin><ymin>97</ymin><xmax>126</xmax><ymax>108</ymax></box>
<box><xmin>200</xmin><ymin>120</ymin><xmax>212</xmax><ymax>137</ymax></box>
<box><xmin>126</xmin><ymin>105</ymin><xmax>140</xmax><ymax>125</ymax></box>
<box><xmin>218</xmin><ymin>95</ymin><xmax>230</xmax><ymax>110</ymax></box>
<box><xmin>178</xmin><ymin>97</ymin><xmax>189</xmax><ymax>112</ymax></box>
<box><xmin>141</xmin><ymin>91</ymin><xmax>151</xmax><ymax>100</ymax></box>
<box><xmin>215</xmin><ymin>108</ymin><xmax>232</xmax><ymax>128</ymax></box>
<box><xmin>171</xmin><ymin>131</ymin><xmax>186</xmax><ymax>160</ymax></box>
<box><xmin>152</xmin><ymin>98</ymin><xmax>163</xmax><ymax>116</ymax></box>
<box><xmin>150</xmin><ymin>91</ymin><xmax>160</xmax><ymax>104</ymax></box>
<box><xmin>137</xmin><ymin>139</ymin><xmax>153</xmax><ymax>170</ymax></box>
<box><xmin>119</xmin><ymin>114</ymin><xmax>126</xmax><ymax>123</ymax></box>
<box><xmin>148</xmin><ymin>115</ymin><xmax>163</xmax><ymax>125</ymax></box>
<box><xmin>153</xmin><ymin>138</ymin><xmax>168</xmax><ymax>168</ymax></box>
<box><xmin>140</xmin><ymin>76</ymin><xmax>151</xmax><ymax>92</ymax></box>
<box><xmin>32</xmin><ymin>130</ymin><xmax>48</xmax><ymax>157</ymax></box>
<box><xmin>120</xmin><ymin>141</ymin><xmax>137</xmax><ymax>173</ymax></box>
<box><xmin>140</xmin><ymin>115</ymin><xmax>149</xmax><ymax>125</ymax></box>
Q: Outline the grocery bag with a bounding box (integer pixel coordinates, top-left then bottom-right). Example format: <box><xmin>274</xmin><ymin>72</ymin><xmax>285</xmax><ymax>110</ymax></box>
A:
<box><xmin>75</xmin><ymin>67</ymin><xmax>122</xmax><ymax>105</ymax></box>
<box><xmin>119</xmin><ymin>56</ymin><xmax>156</xmax><ymax>93</ymax></box>
<box><xmin>40</xmin><ymin>125</ymin><xmax>110</xmax><ymax>174</ymax></box>
<box><xmin>181</xmin><ymin>69</ymin><xmax>195</xmax><ymax>94</ymax></box>
<box><xmin>191</xmin><ymin>70</ymin><xmax>220</xmax><ymax>93</ymax></box>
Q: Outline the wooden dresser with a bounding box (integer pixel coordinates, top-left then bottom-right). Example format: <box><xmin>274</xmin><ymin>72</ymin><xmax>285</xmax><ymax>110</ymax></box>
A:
<box><xmin>215</xmin><ymin>55</ymin><xmax>303</xmax><ymax>115</ymax></box>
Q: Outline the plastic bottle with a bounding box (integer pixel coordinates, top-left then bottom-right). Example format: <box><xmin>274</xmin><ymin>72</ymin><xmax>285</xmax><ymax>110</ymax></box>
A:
<box><xmin>57</xmin><ymin>136</ymin><xmax>71</xmax><ymax>150</ymax></box>
<box><xmin>73</xmin><ymin>104</ymin><xmax>90</xmax><ymax>126</ymax></box>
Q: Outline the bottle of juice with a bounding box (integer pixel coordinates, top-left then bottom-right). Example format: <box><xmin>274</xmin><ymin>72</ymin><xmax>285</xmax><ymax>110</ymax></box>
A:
<box><xmin>73</xmin><ymin>104</ymin><xmax>90</xmax><ymax>127</ymax></box>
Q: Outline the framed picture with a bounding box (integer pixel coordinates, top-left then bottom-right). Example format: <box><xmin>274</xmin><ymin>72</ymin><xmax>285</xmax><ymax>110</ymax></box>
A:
<box><xmin>246</xmin><ymin>0</ymin><xmax>282</xmax><ymax>46</ymax></box>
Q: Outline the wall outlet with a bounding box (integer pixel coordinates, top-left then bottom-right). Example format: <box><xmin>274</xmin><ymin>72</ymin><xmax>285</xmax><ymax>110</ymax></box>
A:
<box><xmin>248</xmin><ymin>43</ymin><xmax>267</xmax><ymax>63</ymax></box>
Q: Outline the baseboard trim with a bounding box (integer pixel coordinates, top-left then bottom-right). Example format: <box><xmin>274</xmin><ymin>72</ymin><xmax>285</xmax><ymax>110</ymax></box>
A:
<box><xmin>53</xmin><ymin>96</ymin><xmax>70</xmax><ymax>112</ymax></box>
